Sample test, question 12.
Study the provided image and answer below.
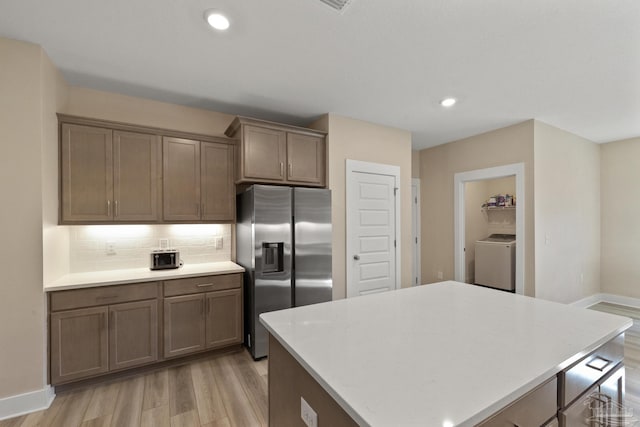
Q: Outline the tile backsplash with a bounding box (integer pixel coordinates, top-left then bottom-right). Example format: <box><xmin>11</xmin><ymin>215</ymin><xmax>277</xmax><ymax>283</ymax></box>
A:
<box><xmin>69</xmin><ymin>224</ymin><xmax>232</xmax><ymax>272</ymax></box>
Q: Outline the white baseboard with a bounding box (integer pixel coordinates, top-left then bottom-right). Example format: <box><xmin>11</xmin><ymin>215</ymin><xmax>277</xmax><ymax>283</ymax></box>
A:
<box><xmin>0</xmin><ymin>385</ymin><xmax>55</xmax><ymax>421</ymax></box>
<box><xmin>570</xmin><ymin>293</ymin><xmax>640</xmax><ymax>310</ymax></box>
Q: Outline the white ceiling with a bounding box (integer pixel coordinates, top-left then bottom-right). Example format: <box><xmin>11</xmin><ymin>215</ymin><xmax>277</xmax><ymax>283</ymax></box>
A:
<box><xmin>1</xmin><ymin>0</ymin><xmax>639</xmax><ymax>149</ymax></box>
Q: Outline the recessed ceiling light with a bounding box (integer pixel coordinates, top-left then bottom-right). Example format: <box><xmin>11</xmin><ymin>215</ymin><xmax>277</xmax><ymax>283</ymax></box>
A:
<box><xmin>440</xmin><ymin>97</ymin><xmax>457</xmax><ymax>107</ymax></box>
<box><xmin>204</xmin><ymin>9</ymin><xmax>230</xmax><ymax>31</ymax></box>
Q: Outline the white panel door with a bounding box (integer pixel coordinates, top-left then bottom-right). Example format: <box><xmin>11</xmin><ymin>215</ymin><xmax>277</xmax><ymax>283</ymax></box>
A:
<box><xmin>349</xmin><ymin>171</ymin><xmax>397</xmax><ymax>297</ymax></box>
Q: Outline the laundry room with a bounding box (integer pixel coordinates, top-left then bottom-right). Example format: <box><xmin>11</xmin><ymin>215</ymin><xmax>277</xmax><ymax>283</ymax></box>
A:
<box><xmin>464</xmin><ymin>176</ymin><xmax>517</xmax><ymax>290</ymax></box>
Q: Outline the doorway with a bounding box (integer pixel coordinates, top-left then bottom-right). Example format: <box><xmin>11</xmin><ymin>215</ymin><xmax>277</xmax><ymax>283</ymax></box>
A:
<box><xmin>346</xmin><ymin>160</ymin><xmax>401</xmax><ymax>298</ymax></box>
<box><xmin>454</xmin><ymin>163</ymin><xmax>525</xmax><ymax>295</ymax></box>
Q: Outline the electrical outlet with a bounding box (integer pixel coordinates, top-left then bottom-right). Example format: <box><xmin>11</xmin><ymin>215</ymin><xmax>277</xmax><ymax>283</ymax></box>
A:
<box><xmin>301</xmin><ymin>397</ymin><xmax>317</xmax><ymax>427</ymax></box>
<box><xmin>106</xmin><ymin>241</ymin><xmax>116</xmax><ymax>255</ymax></box>
<box><xmin>437</xmin><ymin>271</ymin><xmax>443</xmax><ymax>280</ymax></box>
<box><xmin>159</xmin><ymin>238</ymin><xmax>169</xmax><ymax>249</ymax></box>
<box><xmin>215</xmin><ymin>237</ymin><xmax>223</xmax><ymax>249</ymax></box>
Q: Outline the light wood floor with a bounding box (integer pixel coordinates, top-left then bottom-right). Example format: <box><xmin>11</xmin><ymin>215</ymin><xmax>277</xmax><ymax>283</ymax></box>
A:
<box><xmin>0</xmin><ymin>349</ymin><xmax>268</xmax><ymax>427</ymax></box>
<box><xmin>589</xmin><ymin>302</ymin><xmax>640</xmax><ymax>414</ymax></box>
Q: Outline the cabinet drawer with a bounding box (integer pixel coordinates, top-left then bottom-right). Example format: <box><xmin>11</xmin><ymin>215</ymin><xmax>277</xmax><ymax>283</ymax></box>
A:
<box><xmin>560</xmin><ymin>334</ymin><xmax>624</xmax><ymax>407</ymax></box>
<box><xmin>50</xmin><ymin>282</ymin><xmax>160</xmax><ymax>311</ymax></box>
<box><xmin>164</xmin><ymin>274</ymin><xmax>241</xmax><ymax>297</ymax></box>
<box><xmin>477</xmin><ymin>377</ymin><xmax>557</xmax><ymax>427</ymax></box>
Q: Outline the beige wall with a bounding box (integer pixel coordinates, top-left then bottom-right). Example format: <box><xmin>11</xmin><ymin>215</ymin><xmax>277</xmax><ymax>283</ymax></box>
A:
<box><xmin>411</xmin><ymin>150</ymin><xmax>421</xmax><ymax>178</ymax></box>
<box><xmin>311</xmin><ymin>114</ymin><xmax>413</xmax><ymax>299</ymax></box>
<box><xmin>42</xmin><ymin>51</ymin><xmax>70</xmax><ymax>284</ymax></box>
<box><xmin>533</xmin><ymin>122</ymin><xmax>600</xmax><ymax>303</ymax></box>
<box><xmin>601</xmin><ymin>137</ymin><xmax>640</xmax><ymax>298</ymax></box>
<box><xmin>464</xmin><ymin>180</ymin><xmax>489</xmax><ymax>283</ymax></box>
<box><xmin>419</xmin><ymin>121</ymin><xmax>536</xmax><ymax>295</ymax></box>
<box><xmin>62</xmin><ymin>87</ymin><xmax>235</xmax><ymax>136</ymax></box>
<box><xmin>0</xmin><ymin>38</ymin><xmax>60</xmax><ymax>399</ymax></box>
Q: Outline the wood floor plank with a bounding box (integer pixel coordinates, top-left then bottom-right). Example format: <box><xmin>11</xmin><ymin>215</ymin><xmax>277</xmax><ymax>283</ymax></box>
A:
<box><xmin>49</xmin><ymin>388</ymin><xmax>94</xmax><ymax>427</ymax></box>
<box><xmin>79</xmin><ymin>414</ymin><xmax>112</xmax><ymax>427</ymax></box>
<box><xmin>210</xmin><ymin>356</ymin><xmax>262</xmax><ymax>427</ymax></box>
<box><xmin>142</xmin><ymin>369</ymin><xmax>169</xmax><ymax>410</ymax></box>
<box><xmin>231</xmin><ymin>352</ymin><xmax>268</xmax><ymax>425</ymax></box>
<box><xmin>141</xmin><ymin>405</ymin><xmax>170</xmax><ymax>427</ymax></box>
<box><xmin>201</xmin><ymin>417</ymin><xmax>232</xmax><ymax>427</ymax></box>
<box><xmin>82</xmin><ymin>381</ymin><xmax>120</xmax><ymax>422</ymax></box>
<box><xmin>110</xmin><ymin>375</ymin><xmax>145</xmax><ymax>427</ymax></box>
<box><xmin>170</xmin><ymin>409</ymin><xmax>200</xmax><ymax>427</ymax></box>
<box><xmin>168</xmin><ymin>365</ymin><xmax>197</xmax><ymax>417</ymax></box>
<box><xmin>190</xmin><ymin>360</ymin><xmax>228</xmax><ymax>424</ymax></box>
<box><xmin>0</xmin><ymin>415</ymin><xmax>25</xmax><ymax>427</ymax></box>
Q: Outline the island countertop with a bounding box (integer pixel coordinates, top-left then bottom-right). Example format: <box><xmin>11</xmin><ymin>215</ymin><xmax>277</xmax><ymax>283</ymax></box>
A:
<box><xmin>260</xmin><ymin>281</ymin><xmax>632</xmax><ymax>426</ymax></box>
<box><xmin>45</xmin><ymin>261</ymin><xmax>244</xmax><ymax>291</ymax></box>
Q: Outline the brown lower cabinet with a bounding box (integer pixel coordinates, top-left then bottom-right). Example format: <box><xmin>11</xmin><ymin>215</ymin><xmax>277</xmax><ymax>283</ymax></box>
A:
<box><xmin>49</xmin><ymin>273</ymin><xmax>242</xmax><ymax>386</ymax></box>
<box><xmin>164</xmin><ymin>288</ymin><xmax>242</xmax><ymax>358</ymax></box>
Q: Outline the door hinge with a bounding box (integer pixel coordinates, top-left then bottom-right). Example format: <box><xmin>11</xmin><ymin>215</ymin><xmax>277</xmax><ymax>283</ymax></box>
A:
<box><xmin>414</xmin><ymin>197</ymin><xmax>417</xmax><ymax>204</ymax></box>
<box><xmin>415</xmin><ymin>277</ymin><xmax>418</xmax><ymax>284</ymax></box>
<box><xmin>394</xmin><ymin>187</ymin><xmax>398</xmax><ymax>196</ymax></box>
<box><xmin>415</xmin><ymin>237</ymin><xmax>418</xmax><ymax>244</ymax></box>
<box><xmin>248</xmin><ymin>334</ymin><xmax>251</xmax><ymax>347</ymax></box>
<box><xmin>394</xmin><ymin>240</ymin><xmax>396</xmax><ymax>248</ymax></box>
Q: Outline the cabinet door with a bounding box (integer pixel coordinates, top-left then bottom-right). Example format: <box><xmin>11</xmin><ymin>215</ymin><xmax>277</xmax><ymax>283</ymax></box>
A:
<box><xmin>50</xmin><ymin>307</ymin><xmax>109</xmax><ymax>384</ymax></box>
<box><xmin>60</xmin><ymin>124</ymin><xmax>113</xmax><ymax>222</ymax></box>
<box><xmin>163</xmin><ymin>137</ymin><xmax>201</xmax><ymax>221</ymax></box>
<box><xmin>109</xmin><ymin>300</ymin><xmax>158</xmax><ymax>371</ymax></box>
<box><xmin>560</xmin><ymin>384</ymin><xmax>599</xmax><ymax>426</ymax></box>
<box><xmin>242</xmin><ymin>125</ymin><xmax>286</xmax><ymax>181</ymax></box>
<box><xmin>599</xmin><ymin>365</ymin><xmax>625</xmax><ymax>417</ymax></box>
<box><xmin>286</xmin><ymin>133</ymin><xmax>325</xmax><ymax>186</ymax></box>
<box><xmin>113</xmin><ymin>131</ymin><xmax>160</xmax><ymax>221</ymax></box>
<box><xmin>205</xmin><ymin>288</ymin><xmax>242</xmax><ymax>349</ymax></box>
<box><xmin>201</xmin><ymin>142</ymin><xmax>234</xmax><ymax>221</ymax></box>
<box><xmin>164</xmin><ymin>294</ymin><xmax>205</xmax><ymax>358</ymax></box>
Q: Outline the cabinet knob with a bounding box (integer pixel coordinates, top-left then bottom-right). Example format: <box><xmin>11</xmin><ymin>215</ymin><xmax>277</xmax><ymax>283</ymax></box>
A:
<box><xmin>353</xmin><ymin>254</ymin><xmax>360</xmax><ymax>261</ymax></box>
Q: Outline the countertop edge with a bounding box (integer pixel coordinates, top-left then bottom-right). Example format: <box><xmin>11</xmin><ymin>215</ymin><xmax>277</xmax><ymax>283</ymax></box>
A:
<box><xmin>261</xmin><ymin>313</ymin><xmax>633</xmax><ymax>427</ymax></box>
<box><xmin>44</xmin><ymin>262</ymin><xmax>245</xmax><ymax>292</ymax></box>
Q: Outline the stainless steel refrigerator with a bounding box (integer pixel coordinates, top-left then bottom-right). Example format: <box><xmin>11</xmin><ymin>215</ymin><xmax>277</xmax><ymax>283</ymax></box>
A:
<box><xmin>236</xmin><ymin>185</ymin><xmax>332</xmax><ymax>359</ymax></box>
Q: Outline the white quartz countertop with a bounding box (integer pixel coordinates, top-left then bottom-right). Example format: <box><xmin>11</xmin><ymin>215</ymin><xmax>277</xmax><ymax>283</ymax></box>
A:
<box><xmin>45</xmin><ymin>261</ymin><xmax>244</xmax><ymax>291</ymax></box>
<box><xmin>260</xmin><ymin>281</ymin><xmax>632</xmax><ymax>427</ymax></box>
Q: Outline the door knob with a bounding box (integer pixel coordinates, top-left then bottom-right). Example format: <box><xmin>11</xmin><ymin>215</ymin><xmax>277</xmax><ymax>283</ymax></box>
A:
<box><xmin>353</xmin><ymin>255</ymin><xmax>360</xmax><ymax>260</ymax></box>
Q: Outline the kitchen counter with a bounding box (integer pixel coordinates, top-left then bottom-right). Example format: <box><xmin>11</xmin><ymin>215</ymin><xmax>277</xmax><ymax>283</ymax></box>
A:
<box><xmin>260</xmin><ymin>281</ymin><xmax>632</xmax><ymax>426</ymax></box>
<box><xmin>45</xmin><ymin>261</ymin><xmax>244</xmax><ymax>291</ymax></box>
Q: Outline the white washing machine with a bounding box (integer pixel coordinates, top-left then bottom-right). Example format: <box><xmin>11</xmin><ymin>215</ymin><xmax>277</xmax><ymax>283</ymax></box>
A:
<box><xmin>474</xmin><ymin>234</ymin><xmax>516</xmax><ymax>292</ymax></box>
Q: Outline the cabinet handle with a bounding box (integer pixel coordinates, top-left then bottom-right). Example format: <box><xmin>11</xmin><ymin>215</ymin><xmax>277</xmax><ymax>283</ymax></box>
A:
<box><xmin>200</xmin><ymin>300</ymin><xmax>204</xmax><ymax>315</ymax></box>
<box><xmin>197</xmin><ymin>283</ymin><xmax>215</xmax><ymax>287</ymax></box>
<box><xmin>206</xmin><ymin>298</ymin><xmax>210</xmax><ymax>315</ymax></box>
<box><xmin>196</xmin><ymin>203</ymin><xmax>200</xmax><ymax>216</ymax></box>
<box><xmin>115</xmin><ymin>200</ymin><xmax>119</xmax><ymax>218</ymax></box>
<box><xmin>289</xmin><ymin>163</ymin><xmax>292</xmax><ymax>176</ymax></box>
<box><xmin>107</xmin><ymin>200</ymin><xmax>111</xmax><ymax>217</ymax></box>
<box><xmin>280</xmin><ymin>162</ymin><xmax>284</xmax><ymax>176</ymax></box>
<box><xmin>201</xmin><ymin>203</ymin><xmax>205</xmax><ymax>217</ymax></box>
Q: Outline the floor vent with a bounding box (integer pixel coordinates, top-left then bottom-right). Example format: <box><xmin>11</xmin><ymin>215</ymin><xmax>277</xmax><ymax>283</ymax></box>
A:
<box><xmin>318</xmin><ymin>0</ymin><xmax>352</xmax><ymax>12</ymax></box>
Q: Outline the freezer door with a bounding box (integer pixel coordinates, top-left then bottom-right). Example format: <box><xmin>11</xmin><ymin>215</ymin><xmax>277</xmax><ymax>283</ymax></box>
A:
<box><xmin>293</xmin><ymin>187</ymin><xmax>332</xmax><ymax>306</ymax></box>
<box><xmin>253</xmin><ymin>185</ymin><xmax>292</xmax><ymax>359</ymax></box>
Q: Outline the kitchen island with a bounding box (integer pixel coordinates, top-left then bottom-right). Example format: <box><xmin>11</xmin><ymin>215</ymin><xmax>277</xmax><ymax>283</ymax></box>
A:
<box><xmin>260</xmin><ymin>281</ymin><xmax>632</xmax><ymax>426</ymax></box>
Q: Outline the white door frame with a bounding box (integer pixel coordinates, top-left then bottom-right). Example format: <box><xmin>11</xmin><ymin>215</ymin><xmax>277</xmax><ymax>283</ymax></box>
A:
<box><xmin>454</xmin><ymin>163</ymin><xmax>525</xmax><ymax>295</ymax></box>
<box><xmin>346</xmin><ymin>159</ymin><xmax>401</xmax><ymax>298</ymax></box>
<box><xmin>411</xmin><ymin>178</ymin><xmax>421</xmax><ymax>286</ymax></box>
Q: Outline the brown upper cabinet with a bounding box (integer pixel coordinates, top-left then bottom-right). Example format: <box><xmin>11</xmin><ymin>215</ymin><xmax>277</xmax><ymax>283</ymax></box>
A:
<box><xmin>163</xmin><ymin>137</ymin><xmax>234</xmax><ymax>222</ymax></box>
<box><xmin>225</xmin><ymin>116</ymin><xmax>326</xmax><ymax>187</ymax></box>
<box><xmin>61</xmin><ymin>123</ymin><xmax>160</xmax><ymax>223</ymax></box>
<box><xmin>58</xmin><ymin>115</ymin><xmax>235</xmax><ymax>224</ymax></box>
